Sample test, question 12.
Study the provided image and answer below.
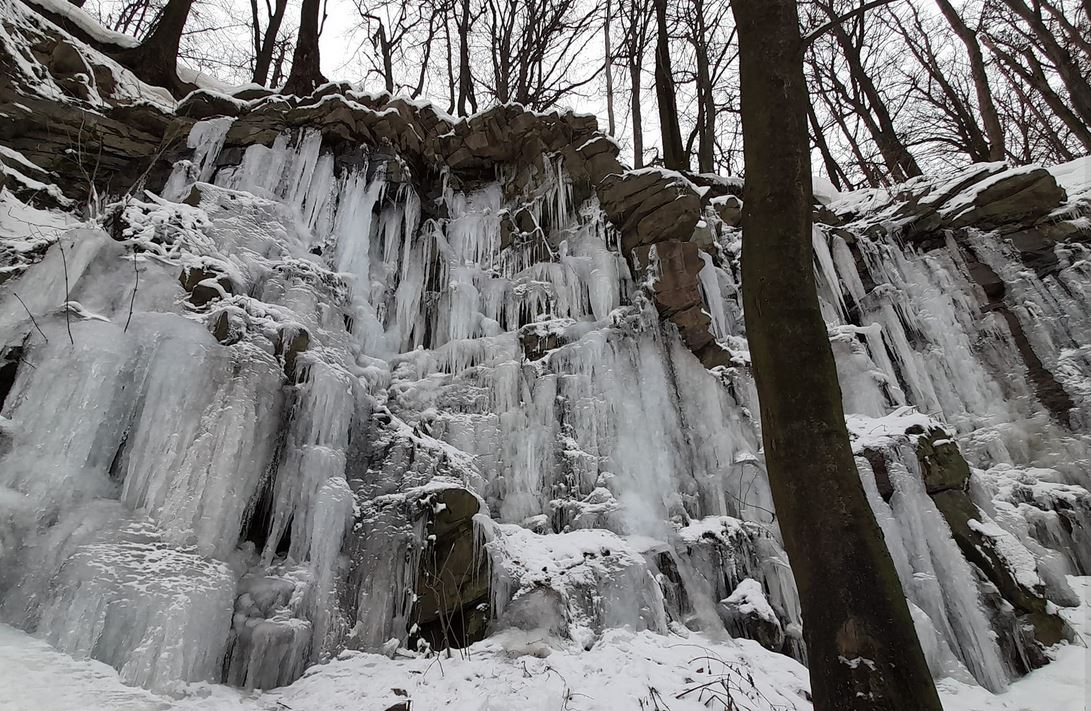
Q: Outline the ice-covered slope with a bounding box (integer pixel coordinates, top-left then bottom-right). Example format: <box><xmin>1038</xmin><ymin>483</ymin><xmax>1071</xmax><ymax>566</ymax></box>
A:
<box><xmin>0</xmin><ymin>1</ymin><xmax>1088</xmax><ymax>708</ymax></box>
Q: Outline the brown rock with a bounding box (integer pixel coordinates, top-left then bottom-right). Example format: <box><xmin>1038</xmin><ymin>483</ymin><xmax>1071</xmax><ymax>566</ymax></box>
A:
<box><xmin>176</xmin><ymin>90</ymin><xmax>242</xmax><ymax>120</ymax></box>
<box><xmin>945</xmin><ymin>167</ymin><xmax>1067</xmax><ymax>230</ymax></box>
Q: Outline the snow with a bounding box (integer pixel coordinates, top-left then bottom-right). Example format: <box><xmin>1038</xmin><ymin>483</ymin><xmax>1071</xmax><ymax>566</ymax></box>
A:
<box><xmin>22</xmin><ymin>0</ymin><xmax>140</xmax><ymax>48</ymax></box>
<box><xmin>722</xmin><ymin>579</ymin><xmax>777</xmax><ymax>625</ymax></box>
<box><xmin>938</xmin><ymin>164</ymin><xmax>1041</xmax><ymax>222</ymax></box>
<box><xmin>846</xmin><ymin>406</ymin><xmax>945</xmax><ymax>452</ymax></box>
<box><xmin>3</xmin><ymin>577</ymin><xmax>1090</xmax><ymax>710</ymax></box>
<box><xmin>1048</xmin><ymin>156</ymin><xmax>1091</xmax><ymax>197</ymax></box>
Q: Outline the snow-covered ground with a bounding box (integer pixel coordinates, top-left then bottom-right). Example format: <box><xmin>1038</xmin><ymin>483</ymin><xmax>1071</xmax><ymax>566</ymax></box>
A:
<box><xmin>2</xmin><ymin>577</ymin><xmax>1087</xmax><ymax>711</ymax></box>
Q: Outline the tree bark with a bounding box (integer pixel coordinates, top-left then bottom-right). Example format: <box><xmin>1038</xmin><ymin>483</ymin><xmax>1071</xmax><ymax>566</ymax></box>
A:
<box><xmin>113</xmin><ymin>0</ymin><xmax>196</xmax><ymax>97</ymax></box>
<box><xmin>652</xmin><ymin>0</ymin><xmax>686</xmax><ymax>170</ymax></box>
<box><xmin>283</xmin><ymin>0</ymin><xmax>326</xmax><ymax>95</ymax></box>
<box><xmin>732</xmin><ymin>1</ymin><xmax>943</xmax><ymax>709</ymax></box>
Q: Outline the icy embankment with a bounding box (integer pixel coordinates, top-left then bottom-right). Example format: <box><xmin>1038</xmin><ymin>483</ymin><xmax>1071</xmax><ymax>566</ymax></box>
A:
<box><xmin>1</xmin><ymin>1</ymin><xmax>1091</xmax><ymax>707</ymax></box>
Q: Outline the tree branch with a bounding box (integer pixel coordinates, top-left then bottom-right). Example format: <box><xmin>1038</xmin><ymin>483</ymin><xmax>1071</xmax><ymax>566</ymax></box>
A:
<box><xmin>802</xmin><ymin>0</ymin><xmax>900</xmax><ymax>49</ymax></box>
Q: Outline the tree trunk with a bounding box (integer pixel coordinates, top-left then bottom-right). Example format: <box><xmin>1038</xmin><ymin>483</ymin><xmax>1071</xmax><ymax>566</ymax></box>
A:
<box><xmin>252</xmin><ymin>0</ymin><xmax>290</xmax><ymax>86</ymax></box>
<box><xmin>380</xmin><ymin>27</ymin><xmax>395</xmax><ymax>94</ymax></box>
<box><xmin>985</xmin><ymin>37</ymin><xmax>1091</xmax><ymax>151</ymax></box>
<box><xmin>629</xmin><ymin>59</ymin><xmax>644</xmax><ymax>168</ymax></box>
<box><xmin>732</xmin><ymin>1</ymin><xmax>943</xmax><ymax>709</ymax></box>
<box><xmin>444</xmin><ymin>10</ymin><xmax>457</xmax><ymax>114</ymax></box>
<box><xmin>456</xmin><ymin>0</ymin><xmax>477</xmax><ymax>115</ymax></box>
<box><xmin>995</xmin><ymin>0</ymin><xmax>1091</xmax><ymax>127</ymax></box>
<box><xmin>604</xmin><ymin>0</ymin><xmax>616</xmax><ymax>136</ymax></box>
<box><xmin>114</xmin><ymin>0</ymin><xmax>196</xmax><ymax>97</ymax></box>
<box><xmin>692</xmin><ymin>0</ymin><xmax>715</xmax><ymax>172</ymax></box>
<box><xmin>807</xmin><ymin>98</ymin><xmax>847</xmax><ymax>191</ymax></box>
<box><xmin>283</xmin><ymin>0</ymin><xmax>325</xmax><ymax>95</ymax></box>
<box><xmin>934</xmin><ymin>0</ymin><xmax>1005</xmax><ymax>161</ymax></box>
<box><xmin>652</xmin><ymin>0</ymin><xmax>686</xmax><ymax>170</ymax></box>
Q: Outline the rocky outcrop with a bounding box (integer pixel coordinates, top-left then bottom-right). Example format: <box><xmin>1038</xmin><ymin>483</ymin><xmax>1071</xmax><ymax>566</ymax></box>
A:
<box><xmin>908</xmin><ymin>430</ymin><xmax>1074</xmax><ymax>669</ymax></box>
<box><xmin>518</xmin><ymin>318</ymin><xmax>573</xmax><ymax>362</ymax></box>
<box><xmin>718</xmin><ymin>578</ymin><xmax>785</xmax><ymax>653</ymax></box>
<box><xmin>944</xmin><ymin>167</ymin><xmax>1067</xmax><ymax>231</ymax></box>
<box><xmin>411</xmin><ymin>487</ymin><xmax>490</xmax><ymax>651</ymax></box>
<box><xmin>632</xmin><ymin>240</ymin><xmax>730</xmax><ymax>368</ymax></box>
<box><xmin>910</xmin><ymin>426</ymin><xmax>972</xmax><ymax>494</ymax></box>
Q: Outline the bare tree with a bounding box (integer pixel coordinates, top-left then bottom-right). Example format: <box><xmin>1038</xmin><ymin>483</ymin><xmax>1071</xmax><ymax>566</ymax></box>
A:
<box><xmin>477</xmin><ymin>0</ymin><xmax>602</xmax><ymax>110</ymax></box>
<box><xmin>732</xmin><ymin>0</ymin><xmax>944</xmax><ymax>707</ymax></box>
<box><xmin>934</xmin><ymin>0</ymin><xmax>1006</xmax><ymax>160</ymax></box>
<box><xmin>812</xmin><ymin>0</ymin><xmax>922</xmax><ymax>181</ymax></box>
<box><xmin>456</xmin><ymin>0</ymin><xmax>477</xmax><ymax>114</ymax></box>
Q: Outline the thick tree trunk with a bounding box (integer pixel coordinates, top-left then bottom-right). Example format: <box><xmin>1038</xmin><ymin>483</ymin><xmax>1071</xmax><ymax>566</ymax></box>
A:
<box><xmin>732</xmin><ymin>2</ymin><xmax>943</xmax><ymax>709</ymax></box>
<box><xmin>282</xmin><ymin>0</ymin><xmax>325</xmax><ymax>96</ymax></box>
<box><xmin>652</xmin><ymin>0</ymin><xmax>686</xmax><ymax>170</ymax></box>
<box><xmin>112</xmin><ymin>0</ymin><xmax>196</xmax><ymax>97</ymax></box>
<box><xmin>934</xmin><ymin>0</ymin><xmax>1005</xmax><ymax>161</ymax></box>
<box><xmin>253</xmin><ymin>0</ymin><xmax>290</xmax><ymax>86</ymax></box>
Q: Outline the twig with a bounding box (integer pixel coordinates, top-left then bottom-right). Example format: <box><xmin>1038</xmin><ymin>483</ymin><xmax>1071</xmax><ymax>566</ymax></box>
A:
<box><xmin>125</xmin><ymin>251</ymin><xmax>139</xmax><ymax>332</ymax></box>
<box><xmin>59</xmin><ymin>245</ymin><xmax>74</xmax><ymax>344</ymax></box>
<box><xmin>13</xmin><ymin>293</ymin><xmax>48</xmax><ymax>342</ymax></box>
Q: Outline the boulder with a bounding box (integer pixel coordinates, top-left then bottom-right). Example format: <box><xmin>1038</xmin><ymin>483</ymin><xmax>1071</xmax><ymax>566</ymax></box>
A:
<box><xmin>913</xmin><ymin>428</ymin><xmax>971</xmax><ymax>494</ymax></box>
<box><xmin>411</xmin><ymin>487</ymin><xmax>490</xmax><ymax>650</ymax></box>
<box><xmin>718</xmin><ymin>578</ymin><xmax>784</xmax><ymax>653</ymax></box>
<box><xmin>712</xmin><ymin>195</ymin><xmax>742</xmax><ymax>228</ymax></box>
<box><xmin>176</xmin><ymin>90</ymin><xmax>243</xmax><ymax>120</ymax></box>
<box><xmin>597</xmin><ymin>171</ymin><xmax>701</xmax><ymax>249</ymax></box>
<box><xmin>518</xmin><ymin>319</ymin><xmax>573</xmax><ymax>362</ymax></box>
<box><xmin>944</xmin><ymin>167</ymin><xmax>1067</xmax><ymax>230</ymax></box>
<box><xmin>180</xmin><ymin>266</ymin><xmax>234</xmax><ymax>306</ymax></box>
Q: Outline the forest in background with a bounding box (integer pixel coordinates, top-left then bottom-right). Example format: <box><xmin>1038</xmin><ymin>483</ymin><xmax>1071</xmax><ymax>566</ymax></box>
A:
<box><xmin>70</xmin><ymin>0</ymin><xmax>1091</xmax><ymax>187</ymax></box>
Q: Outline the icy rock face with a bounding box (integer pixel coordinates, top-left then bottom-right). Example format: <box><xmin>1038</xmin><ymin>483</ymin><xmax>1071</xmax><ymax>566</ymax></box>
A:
<box><xmin>0</xmin><ymin>19</ymin><xmax>1090</xmax><ymax>697</ymax></box>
